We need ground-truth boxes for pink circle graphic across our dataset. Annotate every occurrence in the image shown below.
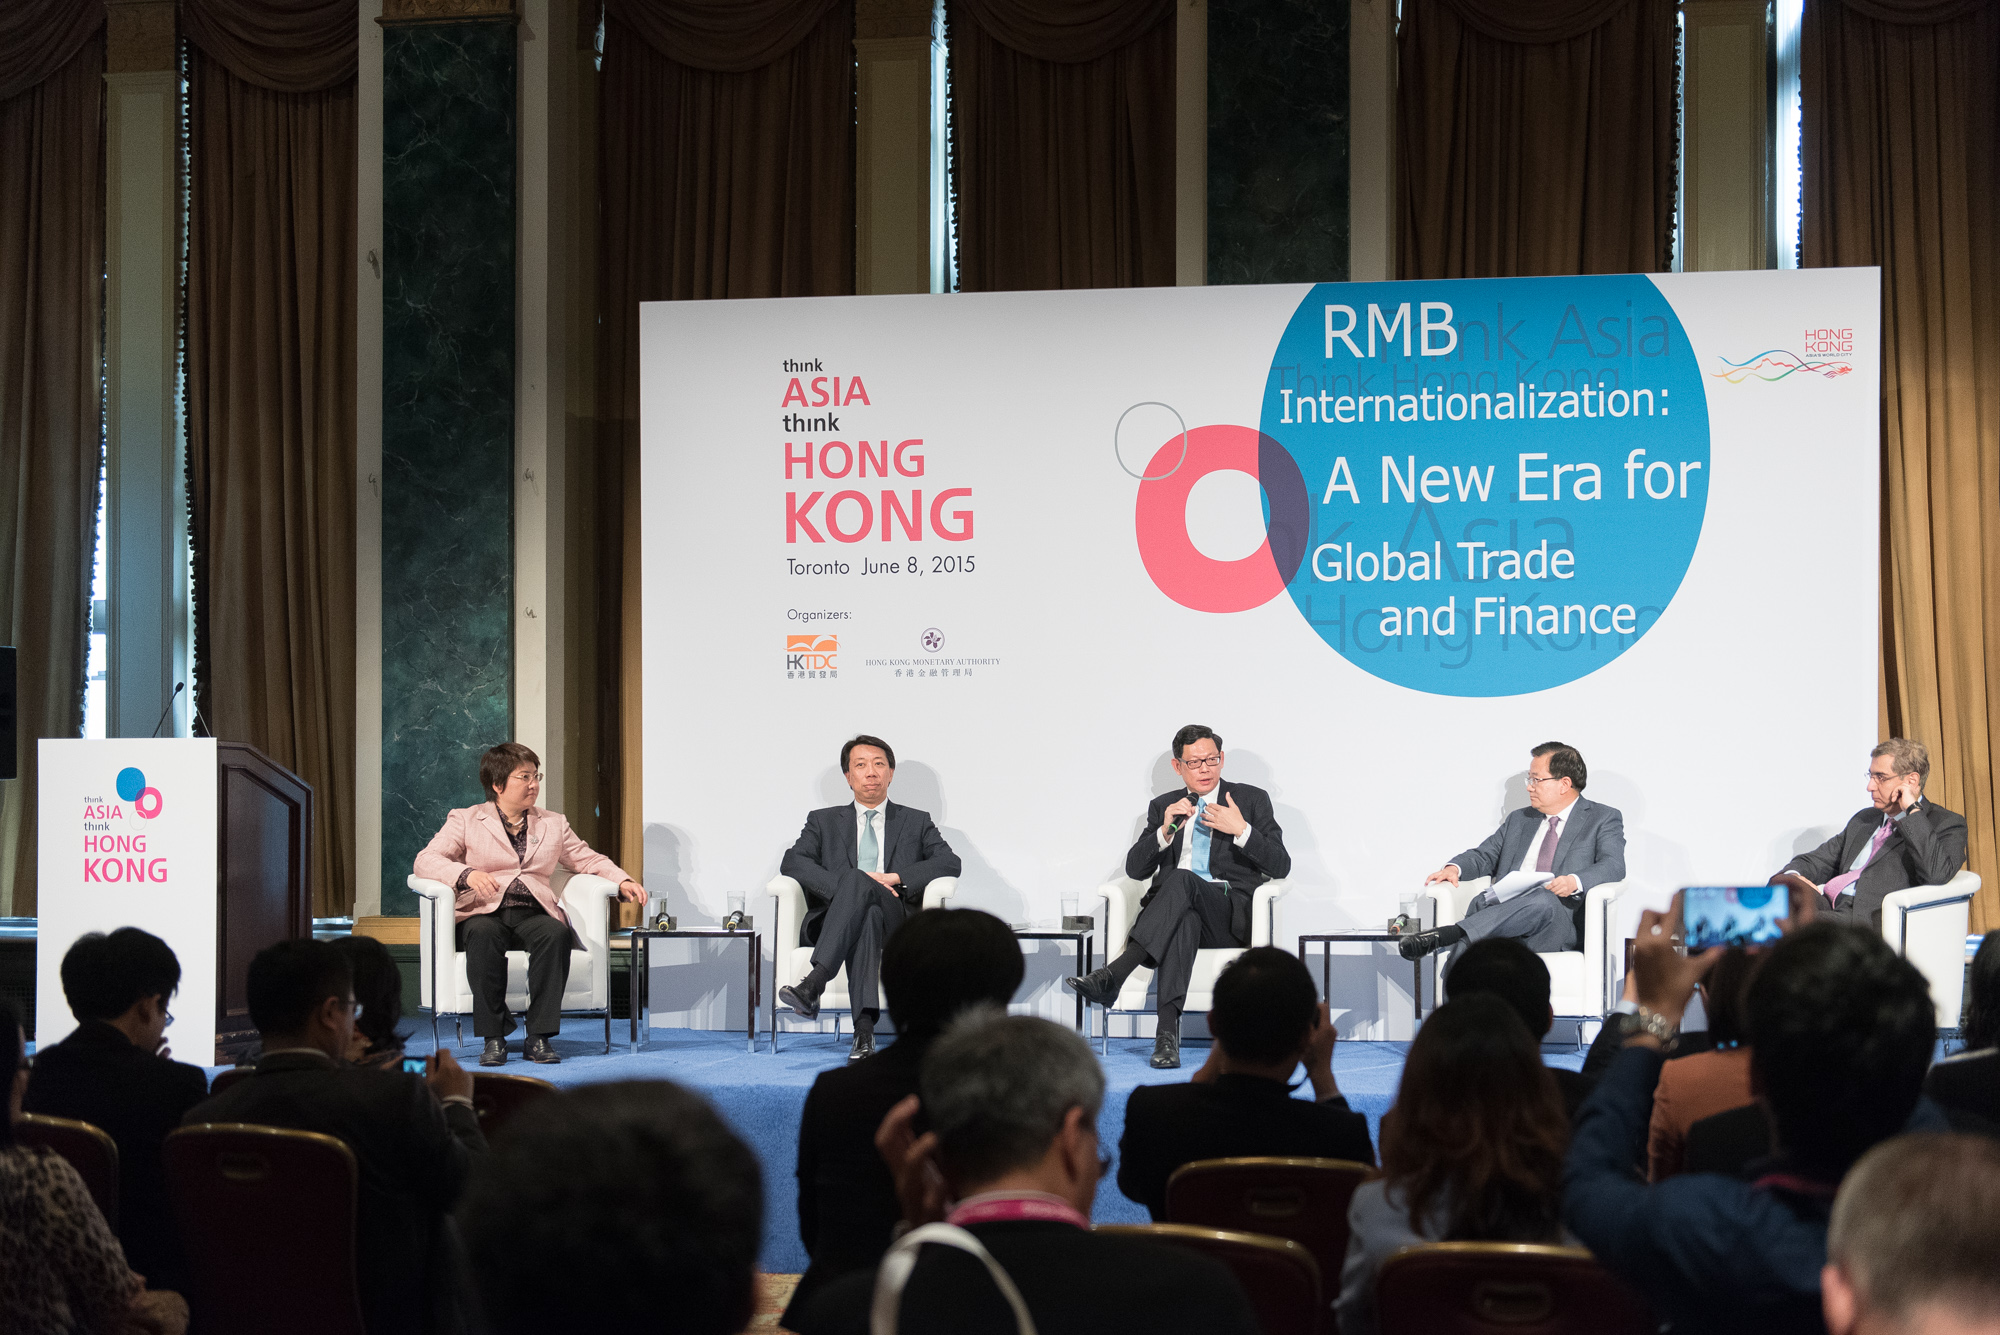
[1132,424,1309,613]
[135,787,164,819]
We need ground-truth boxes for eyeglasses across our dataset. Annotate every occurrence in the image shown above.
[512,772,544,784]
[1525,774,1562,787]
[1177,755,1223,770]
[1865,770,1913,785]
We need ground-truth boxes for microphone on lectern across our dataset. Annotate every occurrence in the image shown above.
[149,682,185,738]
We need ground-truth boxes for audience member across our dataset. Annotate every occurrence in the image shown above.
[796,1009,1258,1335]
[1444,937,1594,1118]
[1647,947,1762,1179]
[457,1081,763,1335]
[1,998,189,1335]
[1566,915,1938,1335]
[1926,930,2000,1126]
[1822,1133,2000,1335]
[785,908,1025,1325]
[1119,946,1374,1219]
[1336,994,1572,1335]
[185,939,483,1335]
[333,934,411,1070]
[23,928,208,1295]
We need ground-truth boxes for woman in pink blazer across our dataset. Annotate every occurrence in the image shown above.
[414,742,645,1066]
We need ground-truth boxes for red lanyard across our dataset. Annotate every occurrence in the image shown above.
[948,1194,1090,1231]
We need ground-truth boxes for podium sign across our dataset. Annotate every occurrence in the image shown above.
[38,739,221,1063]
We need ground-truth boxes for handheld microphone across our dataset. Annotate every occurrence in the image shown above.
[149,682,186,738]
[1164,791,1198,837]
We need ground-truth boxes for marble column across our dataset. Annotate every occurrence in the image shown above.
[1207,0,1350,285]
[378,0,516,915]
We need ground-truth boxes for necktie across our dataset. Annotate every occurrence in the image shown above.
[860,809,879,873]
[1535,815,1562,874]
[1189,798,1213,880]
[1822,818,1895,904]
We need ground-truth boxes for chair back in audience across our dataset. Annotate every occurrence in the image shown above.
[165,1124,366,1335]
[1375,1242,1653,1335]
[1097,1223,1321,1335]
[209,1065,253,1096]
[15,1112,120,1228]
[1166,1155,1371,1330]
[470,1071,556,1140]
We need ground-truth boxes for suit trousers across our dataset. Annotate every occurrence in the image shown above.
[458,904,572,1038]
[811,869,916,1013]
[1442,885,1578,975]
[1126,869,1244,1032]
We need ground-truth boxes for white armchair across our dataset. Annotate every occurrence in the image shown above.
[1429,878,1624,1022]
[1093,876,1290,1052]
[408,874,615,1053]
[1881,869,1982,1030]
[767,874,957,1050]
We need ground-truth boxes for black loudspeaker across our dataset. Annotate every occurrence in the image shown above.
[0,646,15,780]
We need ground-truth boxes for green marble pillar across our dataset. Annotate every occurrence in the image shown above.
[1208,0,1350,284]
[380,15,516,915]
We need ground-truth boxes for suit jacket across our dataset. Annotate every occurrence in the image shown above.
[1925,1048,2000,1127]
[780,800,961,947]
[413,803,630,927]
[1125,781,1291,944]
[1118,1073,1376,1219]
[1780,799,1967,928]
[185,1050,486,1335]
[1450,797,1626,945]
[782,1037,929,1327]
[22,1020,209,1292]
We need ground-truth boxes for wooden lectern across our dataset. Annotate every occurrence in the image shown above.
[214,743,314,1057]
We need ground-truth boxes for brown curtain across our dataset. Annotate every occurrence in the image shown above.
[184,0,357,916]
[597,0,856,870]
[1803,0,2000,931]
[1397,0,1676,278]
[946,0,1175,291]
[0,5,105,916]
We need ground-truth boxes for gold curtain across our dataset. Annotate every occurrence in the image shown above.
[0,9,105,916]
[945,0,1176,291]
[597,0,856,870]
[184,3,357,916]
[1802,0,2000,931]
[1397,0,1676,278]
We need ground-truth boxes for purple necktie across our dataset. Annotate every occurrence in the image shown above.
[1535,815,1561,873]
[1822,819,1895,904]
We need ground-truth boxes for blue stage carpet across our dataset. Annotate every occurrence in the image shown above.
[388,1019,1587,1274]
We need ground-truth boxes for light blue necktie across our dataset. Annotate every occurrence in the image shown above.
[1189,797,1213,879]
[860,808,879,873]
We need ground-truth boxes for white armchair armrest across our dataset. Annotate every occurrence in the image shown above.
[1249,879,1291,947]
[1882,869,1981,1029]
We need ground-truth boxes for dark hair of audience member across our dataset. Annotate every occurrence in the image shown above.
[1960,930,2000,1052]
[1172,723,1222,758]
[1,997,21,1149]
[1829,1133,2000,1326]
[1209,947,1319,1063]
[840,734,896,771]
[1700,947,1764,1048]
[60,927,181,1022]
[246,938,353,1036]
[1747,922,1933,1176]
[331,935,406,1053]
[1444,938,1553,1039]
[458,1081,762,1335]
[1379,993,1567,1242]
[882,908,1024,1043]
[922,1008,1105,1192]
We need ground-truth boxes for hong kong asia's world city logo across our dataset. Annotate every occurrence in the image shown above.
[1129,274,1711,697]
[117,767,165,819]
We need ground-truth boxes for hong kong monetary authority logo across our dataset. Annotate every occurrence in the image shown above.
[787,634,838,679]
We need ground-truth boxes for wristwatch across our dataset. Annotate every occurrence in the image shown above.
[1632,1006,1680,1043]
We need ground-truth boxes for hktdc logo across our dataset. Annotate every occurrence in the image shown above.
[116,767,164,819]
[786,633,838,679]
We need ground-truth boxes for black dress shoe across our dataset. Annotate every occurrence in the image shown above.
[1398,929,1445,960]
[847,1029,876,1062]
[1150,1031,1181,1069]
[480,1038,506,1067]
[780,980,823,1020]
[524,1036,561,1064]
[1064,967,1120,1008]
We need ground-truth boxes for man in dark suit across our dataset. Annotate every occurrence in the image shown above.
[1771,738,1966,929]
[1119,947,1374,1219]
[779,734,962,1061]
[186,939,484,1335]
[782,907,1024,1329]
[1399,741,1624,967]
[1067,724,1291,1069]
[791,1010,1259,1335]
[24,927,209,1294]
[1442,937,1595,1120]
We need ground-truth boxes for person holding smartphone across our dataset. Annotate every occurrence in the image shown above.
[1769,737,1966,930]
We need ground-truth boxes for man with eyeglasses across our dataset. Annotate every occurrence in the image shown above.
[1397,741,1625,968]
[1769,738,1965,929]
[1066,724,1291,1069]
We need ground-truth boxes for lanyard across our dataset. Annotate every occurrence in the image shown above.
[947,1194,1091,1231]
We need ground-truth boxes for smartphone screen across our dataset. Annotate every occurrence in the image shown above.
[1682,885,1786,950]
[401,1056,429,1076]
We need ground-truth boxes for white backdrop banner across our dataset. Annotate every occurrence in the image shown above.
[37,739,220,1061]
[641,269,1880,1037]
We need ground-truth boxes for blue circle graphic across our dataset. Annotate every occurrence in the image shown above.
[1264,275,1710,696]
[116,767,146,802]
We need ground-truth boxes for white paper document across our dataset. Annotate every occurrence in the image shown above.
[1488,870,1554,904]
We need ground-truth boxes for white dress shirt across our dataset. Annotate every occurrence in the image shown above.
[1158,787,1253,870]
[855,797,889,874]
[1516,794,1580,875]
